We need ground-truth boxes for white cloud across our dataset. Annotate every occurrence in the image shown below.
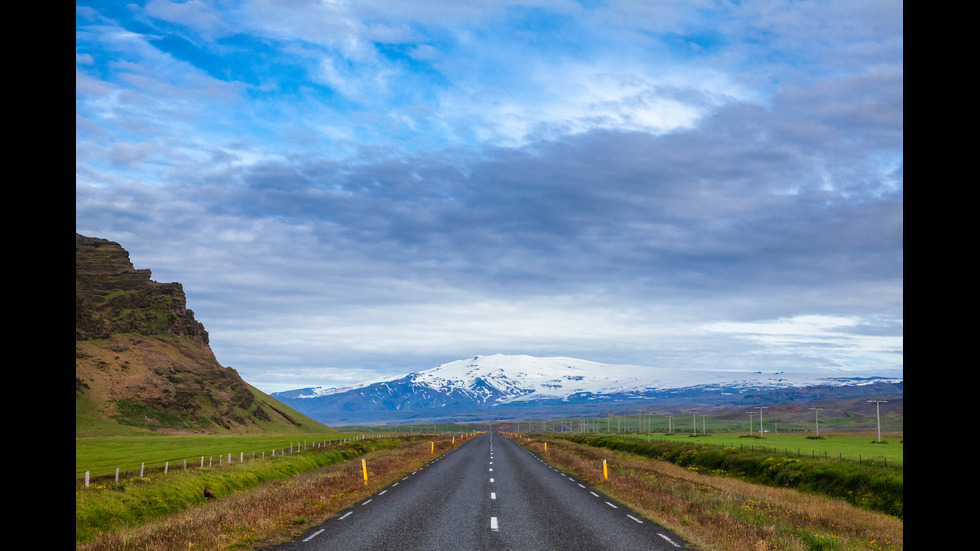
[77,1,902,392]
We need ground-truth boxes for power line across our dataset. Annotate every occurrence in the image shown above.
[809,407,824,437]
[867,399,888,442]
[754,406,769,437]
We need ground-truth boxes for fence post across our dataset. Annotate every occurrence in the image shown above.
[165,461,169,475]
[141,462,145,477]
[115,467,120,483]
[85,471,90,488]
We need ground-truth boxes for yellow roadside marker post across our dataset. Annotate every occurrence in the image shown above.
[603,459,608,480]
[362,459,368,485]
[431,441,434,454]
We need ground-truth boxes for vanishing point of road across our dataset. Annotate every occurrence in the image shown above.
[264,431,689,550]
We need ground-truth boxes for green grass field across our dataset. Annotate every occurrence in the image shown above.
[578,431,904,465]
[76,432,350,478]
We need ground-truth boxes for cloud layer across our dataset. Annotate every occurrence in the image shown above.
[76,1,903,392]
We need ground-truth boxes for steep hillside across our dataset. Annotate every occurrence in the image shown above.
[75,233,331,436]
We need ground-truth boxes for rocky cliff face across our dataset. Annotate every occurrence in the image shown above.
[75,234,209,343]
[75,233,324,435]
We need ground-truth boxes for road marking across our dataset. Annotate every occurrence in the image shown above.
[605,502,618,509]
[303,529,325,542]
[490,478,494,482]
[378,490,387,495]
[590,492,599,497]
[338,511,353,520]
[362,499,372,505]
[491,492,496,499]
[658,533,683,547]
[490,517,499,531]
[627,514,643,524]
[578,484,586,488]
[392,482,399,487]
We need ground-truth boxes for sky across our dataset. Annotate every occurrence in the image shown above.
[76,0,903,394]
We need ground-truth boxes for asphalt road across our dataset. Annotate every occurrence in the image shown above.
[264,432,688,550]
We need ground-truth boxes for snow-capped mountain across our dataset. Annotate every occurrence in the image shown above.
[271,354,902,424]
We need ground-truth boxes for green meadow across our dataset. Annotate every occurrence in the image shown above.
[76,432,350,479]
[582,431,903,465]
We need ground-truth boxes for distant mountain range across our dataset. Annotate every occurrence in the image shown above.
[271,354,903,425]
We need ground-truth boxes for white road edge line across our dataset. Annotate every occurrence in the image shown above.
[627,514,643,524]
[303,529,325,542]
[490,517,499,531]
[658,533,683,547]
[605,502,618,508]
[338,511,353,520]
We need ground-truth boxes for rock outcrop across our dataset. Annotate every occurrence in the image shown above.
[75,233,328,435]
[75,234,208,342]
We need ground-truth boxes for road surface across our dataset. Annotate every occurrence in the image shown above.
[264,432,688,550]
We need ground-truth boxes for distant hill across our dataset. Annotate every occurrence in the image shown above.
[272,354,903,426]
[75,233,332,436]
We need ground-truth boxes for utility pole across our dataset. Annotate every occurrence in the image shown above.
[666,414,673,434]
[867,399,888,442]
[689,410,699,435]
[809,407,824,437]
[755,406,769,437]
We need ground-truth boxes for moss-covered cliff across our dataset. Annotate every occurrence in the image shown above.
[75,233,330,436]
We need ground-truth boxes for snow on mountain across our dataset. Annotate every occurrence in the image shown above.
[270,354,903,424]
[281,354,899,405]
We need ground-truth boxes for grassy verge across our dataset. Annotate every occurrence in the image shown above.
[76,434,469,550]
[511,434,902,550]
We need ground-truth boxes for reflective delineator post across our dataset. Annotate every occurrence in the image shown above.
[362,459,368,485]
[544,443,547,452]
[431,442,434,454]
[603,459,608,480]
